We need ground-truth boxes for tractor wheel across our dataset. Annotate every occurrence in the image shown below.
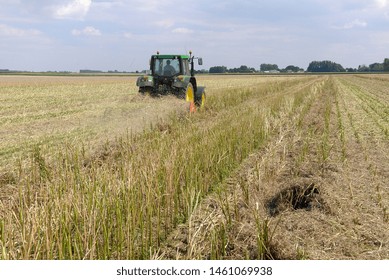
[195,90,206,108]
[185,83,196,113]
[139,86,152,96]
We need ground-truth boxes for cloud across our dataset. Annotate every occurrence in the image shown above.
[72,26,101,36]
[123,32,133,39]
[376,0,389,8]
[172,27,194,34]
[0,23,42,36]
[134,0,170,12]
[332,19,367,29]
[344,19,368,28]
[52,0,92,20]
[154,19,175,28]
[1,0,389,71]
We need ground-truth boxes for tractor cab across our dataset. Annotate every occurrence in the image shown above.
[151,55,190,77]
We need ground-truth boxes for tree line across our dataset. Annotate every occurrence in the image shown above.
[207,58,389,73]
[208,64,303,73]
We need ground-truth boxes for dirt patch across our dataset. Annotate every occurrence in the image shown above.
[0,172,16,186]
[267,183,327,216]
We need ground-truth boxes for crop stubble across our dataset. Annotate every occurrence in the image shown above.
[0,74,388,260]
[158,75,389,260]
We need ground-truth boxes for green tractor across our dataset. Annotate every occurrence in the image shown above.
[136,51,205,112]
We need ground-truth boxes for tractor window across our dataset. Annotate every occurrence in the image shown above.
[154,58,180,76]
[183,59,190,75]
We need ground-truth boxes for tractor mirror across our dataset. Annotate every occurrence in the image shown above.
[198,58,203,65]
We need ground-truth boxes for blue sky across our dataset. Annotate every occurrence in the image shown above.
[1,0,389,71]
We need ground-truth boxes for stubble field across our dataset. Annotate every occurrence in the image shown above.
[0,74,388,259]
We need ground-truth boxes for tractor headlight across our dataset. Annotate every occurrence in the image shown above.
[174,76,184,83]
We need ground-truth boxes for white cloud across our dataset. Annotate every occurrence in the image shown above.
[344,19,368,28]
[155,19,175,28]
[123,32,133,39]
[53,0,92,20]
[72,26,101,36]
[376,0,389,8]
[332,19,367,29]
[134,0,169,12]
[172,27,194,34]
[2,0,389,71]
[0,23,41,36]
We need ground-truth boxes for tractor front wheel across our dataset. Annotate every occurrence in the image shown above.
[139,86,152,96]
[184,83,196,112]
[195,89,206,108]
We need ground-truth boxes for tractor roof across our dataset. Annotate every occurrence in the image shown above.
[152,54,190,59]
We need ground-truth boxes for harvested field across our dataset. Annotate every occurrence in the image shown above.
[0,74,388,259]
[0,76,187,167]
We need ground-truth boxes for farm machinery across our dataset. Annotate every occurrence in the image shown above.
[136,51,205,112]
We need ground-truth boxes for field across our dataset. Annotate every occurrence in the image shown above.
[0,74,388,259]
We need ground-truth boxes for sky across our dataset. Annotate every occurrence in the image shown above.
[1,0,389,72]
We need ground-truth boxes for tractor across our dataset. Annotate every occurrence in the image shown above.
[136,51,205,112]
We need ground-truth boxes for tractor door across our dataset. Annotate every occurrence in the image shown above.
[182,59,190,76]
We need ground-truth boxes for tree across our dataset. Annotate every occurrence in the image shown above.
[209,66,227,73]
[228,65,256,73]
[260,64,279,72]
[283,65,304,72]
[369,63,384,72]
[358,65,370,72]
[384,58,389,72]
[307,61,345,72]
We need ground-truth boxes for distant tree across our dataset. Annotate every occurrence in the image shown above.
[283,65,304,72]
[346,68,357,72]
[369,63,384,72]
[307,61,345,72]
[194,69,208,74]
[260,64,279,72]
[358,65,370,72]
[209,66,227,73]
[384,58,389,72]
[228,65,256,73]
[80,69,103,73]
